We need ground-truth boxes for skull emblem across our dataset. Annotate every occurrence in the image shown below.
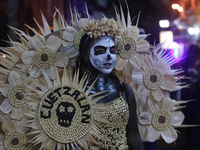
[56,102,76,127]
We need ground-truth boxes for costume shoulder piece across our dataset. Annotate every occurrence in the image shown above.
[0,3,189,150]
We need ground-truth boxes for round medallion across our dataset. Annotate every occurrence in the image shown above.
[152,109,171,131]
[38,85,93,143]
[7,85,30,108]
[117,37,136,59]
[143,68,163,90]
[73,30,87,50]
[4,131,26,150]
[33,46,56,69]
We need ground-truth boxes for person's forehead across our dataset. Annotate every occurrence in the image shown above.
[92,37,115,47]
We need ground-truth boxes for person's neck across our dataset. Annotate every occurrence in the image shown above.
[87,65,110,86]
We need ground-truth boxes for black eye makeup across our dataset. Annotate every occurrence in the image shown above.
[110,46,116,54]
[94,46,116,55]
[94,46,107,55]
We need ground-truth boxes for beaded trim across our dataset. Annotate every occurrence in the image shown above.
[73,30,87,49]
[143,68,163,90]
[4,131,26,150]
[38,85,93,143]
[7,84,30,108]
[33,46,56,69]
[152,109,171,131]
[88,95,129,149]
[117,37,136,59]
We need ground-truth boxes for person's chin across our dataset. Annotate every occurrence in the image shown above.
[100,68,113,74]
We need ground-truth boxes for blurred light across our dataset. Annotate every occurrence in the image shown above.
[172,4,180,9]
[167,41,179,49]
[165,42,184,63]
[188,27,199,35]
[174,47,179,59]
[1,55,6,58]
[159,31,173,49]
[178,7,183,12]
[159,20,170,28]
[169,42,184,61]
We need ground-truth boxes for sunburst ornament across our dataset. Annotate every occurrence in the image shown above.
[0,71,33,120]
[4,131,26,150]
[143,68,163,90]
[152,109,171,131]
[38,84,93,144]
[117,37,136,59]
[138,98,185,143]
[132,53,182,102]
[33,46,56,69]
[114,4,150,71]
[7,84,30,108]
[0,118,29,150]
[25,68,109,149]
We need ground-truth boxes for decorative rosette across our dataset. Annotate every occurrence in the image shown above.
[114,5,150,72]
[138,98,185,143]
[20,31,68,78]
[132,47,187,102]
[24,68,110,149]
[0,71,34,120]
[0,118,29,150]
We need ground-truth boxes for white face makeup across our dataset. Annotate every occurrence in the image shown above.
[89,37,116,74]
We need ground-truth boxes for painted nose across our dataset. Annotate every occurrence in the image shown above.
[106,54,111,60]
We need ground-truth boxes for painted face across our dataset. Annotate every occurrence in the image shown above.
[89,37,116,74]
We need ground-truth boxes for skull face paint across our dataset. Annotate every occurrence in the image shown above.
[89,37,116,74]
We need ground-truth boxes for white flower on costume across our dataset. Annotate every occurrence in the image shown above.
[0,71,32,120]
[132,54,177,102]
[114,5,150,71]
[115,26,150,71]
[21,33,68,78]
[0,119,29,150]
[138,98,185,143]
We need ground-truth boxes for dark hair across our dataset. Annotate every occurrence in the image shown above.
[78,33,115,74]
[76,34,125,92]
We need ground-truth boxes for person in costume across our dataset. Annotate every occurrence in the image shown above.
[0,2,189,150]
[76,31,144,150]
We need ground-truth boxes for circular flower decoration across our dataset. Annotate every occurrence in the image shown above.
[132,54,176,102]
[138,98,185,143]
[0,71,33,120]
[21,34,68,78]
[24,68,110,149]
[33,46,56,69]
[115,26,150,71]
[152,109,171,131]
[143,68,163,90]
[0,119,29,150]
[7,84,30,108]
[117,37,136,59]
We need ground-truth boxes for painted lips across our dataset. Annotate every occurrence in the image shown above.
[103,63,114,69]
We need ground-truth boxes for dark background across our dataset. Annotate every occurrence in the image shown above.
[0,0,188,46]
